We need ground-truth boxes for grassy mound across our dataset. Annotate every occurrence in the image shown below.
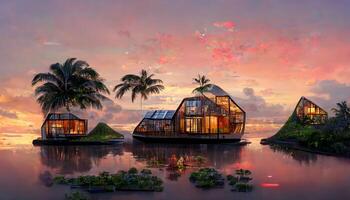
[270,113,319,141]
[78,123,124,142]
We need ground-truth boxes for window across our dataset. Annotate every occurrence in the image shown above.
[152,110,167,119]
[185,100,202,115]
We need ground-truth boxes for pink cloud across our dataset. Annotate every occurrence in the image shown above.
[212,47,235,62]
[213,21,235,32]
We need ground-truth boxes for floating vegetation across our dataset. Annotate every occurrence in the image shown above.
[65,191,88,200]
[227,169,253,192]
[54,168,163,192]
[193,156,207,167]
[146,158,166,168]
[189,168,224,189]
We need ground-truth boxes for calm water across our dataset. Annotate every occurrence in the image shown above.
[2,133,350,200]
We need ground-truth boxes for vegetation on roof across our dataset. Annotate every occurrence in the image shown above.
[267,101,350,156]
[77,122,124,142]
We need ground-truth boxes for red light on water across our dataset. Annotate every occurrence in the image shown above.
[261,183,280,188]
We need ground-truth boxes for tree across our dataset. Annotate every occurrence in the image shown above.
[332,101,350,120]
[192,74,212,95]
[113,69,164,113]
[331,101,350,129]
[32,58,110,114]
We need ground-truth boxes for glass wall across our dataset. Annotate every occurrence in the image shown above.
[185,100,202,115]
[44,119,87,137]
[134,95,246,137]
[135,119,174,135]
[295,97,328,124]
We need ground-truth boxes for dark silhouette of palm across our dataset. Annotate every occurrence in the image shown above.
[113,69,164,112]
[332,101,350,121]
[192,74,212,95]
[32,58,110,114]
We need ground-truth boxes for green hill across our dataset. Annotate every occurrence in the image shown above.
[78,122,124,142]
[269,112,319,142]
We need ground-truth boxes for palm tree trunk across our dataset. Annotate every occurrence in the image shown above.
[140,97,143,118]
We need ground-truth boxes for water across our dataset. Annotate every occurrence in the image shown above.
[1,134,350,200]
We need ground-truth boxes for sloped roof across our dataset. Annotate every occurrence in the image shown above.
[296,96,327,114]
[46,113,82,120]
[203,84,230,97]
[143,110,176,120]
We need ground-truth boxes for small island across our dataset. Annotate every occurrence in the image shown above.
[33,121,124,145]
[262,97,350,157]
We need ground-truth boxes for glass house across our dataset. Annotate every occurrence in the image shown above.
[294,96,328,125]
[41,113,88,139]
[133,85,246,142]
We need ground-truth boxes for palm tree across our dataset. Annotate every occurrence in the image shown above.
[113,69,164,114]
[332,101,350,122]
[32,58,110,114]
[192,74,212,95]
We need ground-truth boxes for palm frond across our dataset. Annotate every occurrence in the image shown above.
[32,58,109,113]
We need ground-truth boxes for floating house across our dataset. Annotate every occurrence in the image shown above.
[41,113,88,140]
[294,96,328,125]
[133,85,246,143]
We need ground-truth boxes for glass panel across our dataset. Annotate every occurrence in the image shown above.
[216,96,229,111]
[203,116,210,133]
[185,100,202,115]
[218,116,229,133]
[210,116,218,133]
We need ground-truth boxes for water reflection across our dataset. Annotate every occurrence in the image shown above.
[124,141,243,169]
[123,141,243,181]
[269,145,318,165]
[40,145,123,174]
[38,170,54,187]
[2,138,350,199]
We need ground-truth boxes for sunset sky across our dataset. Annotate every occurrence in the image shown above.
[1,0,350,140]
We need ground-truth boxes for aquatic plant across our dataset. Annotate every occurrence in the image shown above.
[54,168,163,192]
[234,182,253,192]
[65,191,88,200]
[128,167,138,174]
[189,168,224,189]
[227,168,253,192]
[193,156,207,166]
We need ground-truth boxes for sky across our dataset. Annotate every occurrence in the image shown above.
[1,0,350,138]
